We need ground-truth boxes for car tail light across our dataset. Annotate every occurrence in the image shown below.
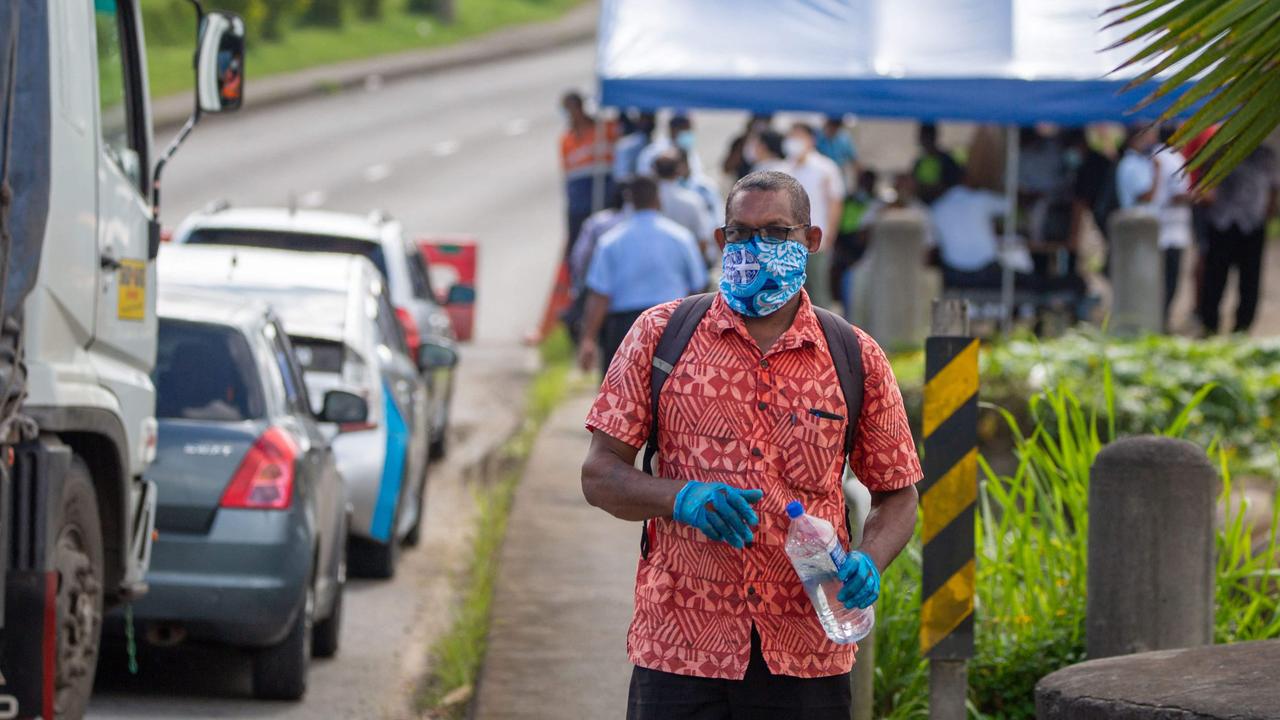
[220,427,299,510]
[394,306,422,358]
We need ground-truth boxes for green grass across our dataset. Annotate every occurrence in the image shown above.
[417,327,577,719]
[873,374,1280,720]
[144,0,586,99]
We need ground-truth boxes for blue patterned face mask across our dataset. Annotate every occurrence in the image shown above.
[718,236,808,317]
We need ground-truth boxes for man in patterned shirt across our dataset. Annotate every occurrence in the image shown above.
[582,171,922,719]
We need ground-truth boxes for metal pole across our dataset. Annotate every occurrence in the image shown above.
[591,114,606,215]
[1000,126,1018,333]
[923,299,975,720]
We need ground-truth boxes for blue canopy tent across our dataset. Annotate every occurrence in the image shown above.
[595,0,1177,324]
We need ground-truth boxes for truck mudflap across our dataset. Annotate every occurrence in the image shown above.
[123,479,157,596]
[1,441,70,720]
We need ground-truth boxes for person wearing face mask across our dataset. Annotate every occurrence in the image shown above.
[577,177,709,375]
[560,91,620,254]
[652,150,717,261]
[637,113,705,180]
[581,170,921,719]
[782,123,846,308]
[722,113,774,181]
[1064,127,1117,254]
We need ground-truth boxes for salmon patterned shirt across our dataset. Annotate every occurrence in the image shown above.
[585,290,922,680]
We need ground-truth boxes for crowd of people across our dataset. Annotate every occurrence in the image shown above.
[559,90,1280,357]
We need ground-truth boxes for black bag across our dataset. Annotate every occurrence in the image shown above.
[639,293,865,558]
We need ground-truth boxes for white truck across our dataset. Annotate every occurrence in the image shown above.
[0,1,243,717]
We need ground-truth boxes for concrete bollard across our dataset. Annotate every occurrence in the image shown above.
[1087,437,1216,660]
[1106,210,1163,335]
[864,208,928,350]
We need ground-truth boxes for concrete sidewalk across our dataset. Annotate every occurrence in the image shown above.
[472,390,634,719]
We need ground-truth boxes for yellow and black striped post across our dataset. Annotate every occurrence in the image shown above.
[921,300,976,718]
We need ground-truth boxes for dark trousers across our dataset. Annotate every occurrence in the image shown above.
[600,309,645,375]
[626,630,852,720]
[1199,223,1266,334]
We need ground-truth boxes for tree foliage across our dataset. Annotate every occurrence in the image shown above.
[1107,0,1280,188]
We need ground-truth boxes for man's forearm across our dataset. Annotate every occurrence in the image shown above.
[582,449,683,521]
[581,291,610,343]
[857,484,919,572]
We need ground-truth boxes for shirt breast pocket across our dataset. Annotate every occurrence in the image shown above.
[785,404,847,493]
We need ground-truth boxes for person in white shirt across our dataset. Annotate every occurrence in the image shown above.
[653,150,716,262]
[612,111,655,185]
[931,177,1087,298]
[1152,129,1193,320]
[782,123,845,306]
[1115,125,1160,211]
[636,114,704,180]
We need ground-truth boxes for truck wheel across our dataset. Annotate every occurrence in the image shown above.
[252,585,313,700]
[348,536,397,580]
[53,458,104,720]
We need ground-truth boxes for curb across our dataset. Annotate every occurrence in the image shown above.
[153,1,598,130]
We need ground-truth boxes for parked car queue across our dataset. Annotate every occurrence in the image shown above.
[106,207,460,701]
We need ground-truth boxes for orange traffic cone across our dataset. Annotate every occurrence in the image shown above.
[532,260,573,344]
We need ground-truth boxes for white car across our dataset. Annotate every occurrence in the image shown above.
[172,206,457,458]
[158,245,451,578]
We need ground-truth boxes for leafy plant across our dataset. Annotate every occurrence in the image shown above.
[1106,0,1280,188]
[872,365,1280,718]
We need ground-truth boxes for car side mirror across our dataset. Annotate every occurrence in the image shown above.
[418,338,459,370]
[196,12,245,114]
[319,390,369,428]
[445,284,475,306]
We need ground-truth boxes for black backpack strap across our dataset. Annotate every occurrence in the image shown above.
[639,292,715,559]
[812,307,864,459]
[813,307,865,545]
[642,293,715,475]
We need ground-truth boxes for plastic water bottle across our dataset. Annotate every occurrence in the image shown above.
[784,500,875,644]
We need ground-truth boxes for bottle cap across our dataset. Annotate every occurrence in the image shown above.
[785,500,804,519]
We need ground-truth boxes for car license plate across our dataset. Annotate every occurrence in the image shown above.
[117,259,147,321]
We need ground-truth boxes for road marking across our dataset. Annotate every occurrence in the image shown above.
[503,118,530,136]
[432,140,460,157]
[301,190,326,207]
[364,163,393,183]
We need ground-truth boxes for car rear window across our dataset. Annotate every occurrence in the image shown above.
[290,337,344,373]
[185,228,388,277]
[155,319,265,421]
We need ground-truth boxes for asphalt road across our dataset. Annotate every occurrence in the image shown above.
[88,39,603,720]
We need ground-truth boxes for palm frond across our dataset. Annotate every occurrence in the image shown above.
[1109,0,1280,189]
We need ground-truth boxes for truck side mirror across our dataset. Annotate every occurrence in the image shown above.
[196,12,245,114]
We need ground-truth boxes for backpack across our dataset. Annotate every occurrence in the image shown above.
[639,293,865,559]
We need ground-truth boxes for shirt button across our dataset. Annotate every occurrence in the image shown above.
[751,448,763,458]
[759,359,769,369]
[747,586,757,596]
[757,401,767,411]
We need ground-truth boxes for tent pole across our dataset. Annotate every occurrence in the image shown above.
[591,114,606,215]
[1000,125,1018,333]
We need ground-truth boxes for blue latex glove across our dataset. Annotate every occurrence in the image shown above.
[837,551,881,609]
[672,481,763,549]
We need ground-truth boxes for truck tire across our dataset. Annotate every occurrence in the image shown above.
[251,585,313,701]
[53,457,105,720]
